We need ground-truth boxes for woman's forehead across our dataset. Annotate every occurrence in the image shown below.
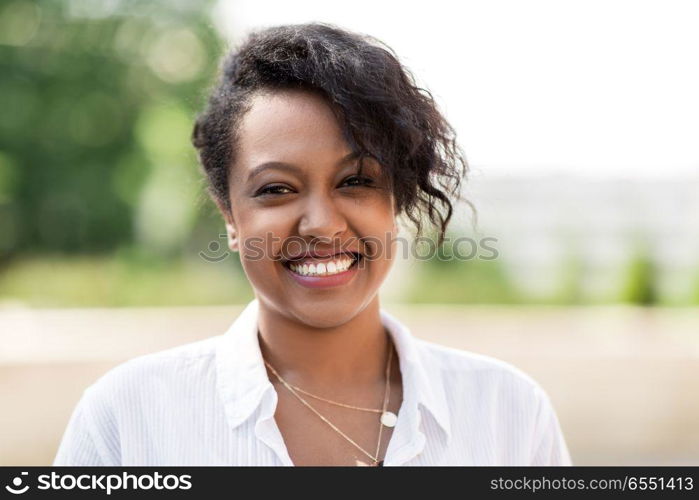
[236,89,351,168]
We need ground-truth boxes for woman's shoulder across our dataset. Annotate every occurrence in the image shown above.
[414,339,572,465]
[54,336,224,465]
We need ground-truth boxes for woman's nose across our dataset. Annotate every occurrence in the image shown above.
[297,194,348,242]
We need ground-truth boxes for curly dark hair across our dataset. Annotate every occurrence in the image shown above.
[191,22,469,245]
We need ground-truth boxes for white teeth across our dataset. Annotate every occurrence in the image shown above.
[287,255,358,277]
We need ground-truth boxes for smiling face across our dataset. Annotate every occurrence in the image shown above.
[221,88,398,328]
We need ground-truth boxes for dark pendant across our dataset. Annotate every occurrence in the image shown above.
[376,460,384,467]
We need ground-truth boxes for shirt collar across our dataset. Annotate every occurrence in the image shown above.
[215,298,451,443]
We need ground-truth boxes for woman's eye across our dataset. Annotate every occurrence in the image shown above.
[341,175,375,187]
[255,184,293,196]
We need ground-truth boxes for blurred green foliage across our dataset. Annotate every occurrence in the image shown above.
[0,0,223,258]
[619,244,658,306]
[0,252,253,307]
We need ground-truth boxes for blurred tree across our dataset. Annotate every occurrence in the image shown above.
[619,244,658,306]
[0,0,223,260]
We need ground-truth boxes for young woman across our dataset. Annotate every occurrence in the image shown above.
[54,23,572,466]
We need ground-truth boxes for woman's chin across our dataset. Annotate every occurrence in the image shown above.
[279,293,380,329]
[287,303,362,329]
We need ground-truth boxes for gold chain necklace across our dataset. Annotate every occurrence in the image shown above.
[269,363,399,426]
[263,339,396,466]
[279,383,385,414]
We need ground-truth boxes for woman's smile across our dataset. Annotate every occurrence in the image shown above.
[281,251,364,288]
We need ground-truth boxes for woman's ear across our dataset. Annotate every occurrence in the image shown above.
[216,200,239,253]
[223,219,238,253]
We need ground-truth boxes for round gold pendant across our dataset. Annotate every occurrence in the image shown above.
[380,411,397,427]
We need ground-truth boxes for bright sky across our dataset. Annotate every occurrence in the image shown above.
[213,0,699,179]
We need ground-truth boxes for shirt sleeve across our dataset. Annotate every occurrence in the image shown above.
[53,386,120,466]
[529,385,573,465]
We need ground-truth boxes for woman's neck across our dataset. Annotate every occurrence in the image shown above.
[256,296,392,391]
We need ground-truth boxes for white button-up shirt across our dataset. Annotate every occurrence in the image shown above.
[54,299,573,466]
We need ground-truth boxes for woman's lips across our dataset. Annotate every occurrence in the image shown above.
[282,255,362,289]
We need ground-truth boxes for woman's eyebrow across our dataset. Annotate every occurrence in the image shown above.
[246,162,301,182]
[246,151,362,182]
